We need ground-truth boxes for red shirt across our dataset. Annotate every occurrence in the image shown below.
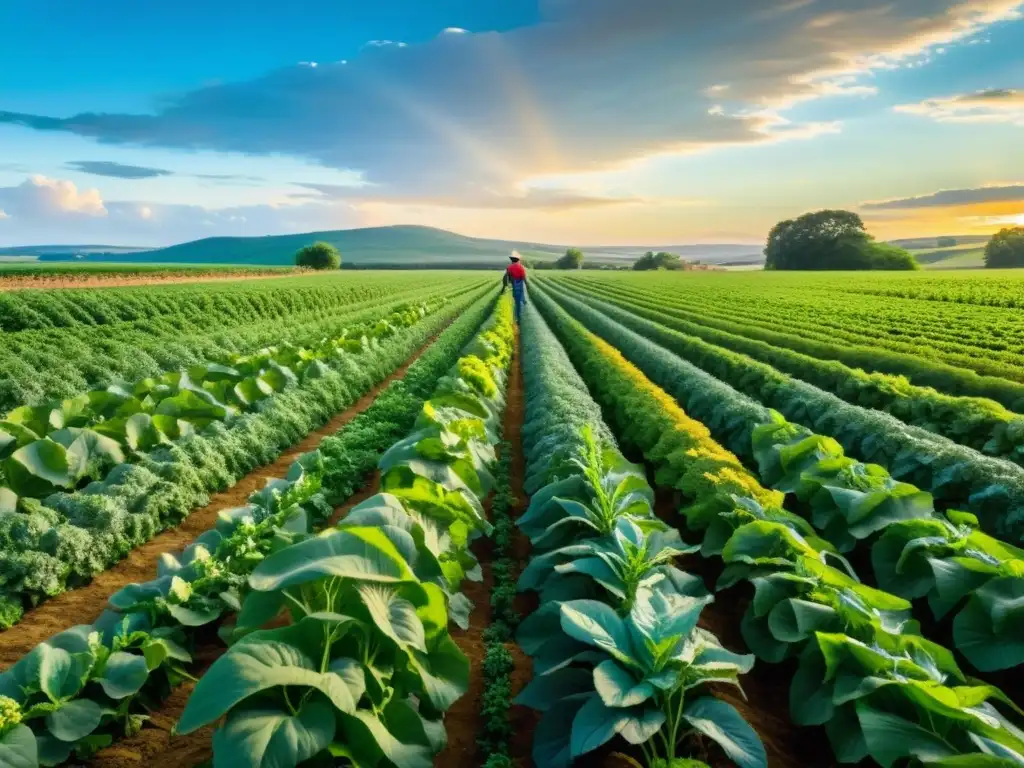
[506,262,526,281]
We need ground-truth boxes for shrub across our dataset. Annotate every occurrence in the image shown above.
[295,241,342,270]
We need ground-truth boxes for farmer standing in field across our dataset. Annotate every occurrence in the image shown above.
[501,252,528,323]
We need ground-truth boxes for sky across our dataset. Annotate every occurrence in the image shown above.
[0,0,1022,247]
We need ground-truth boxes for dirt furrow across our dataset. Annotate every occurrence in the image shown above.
[0,332,446,670]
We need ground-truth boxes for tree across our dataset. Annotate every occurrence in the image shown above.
[296,241,341,270]
[555,247,584,270]
[985,227,1024,268]
[764,209,917,271]
[936,236,958,248]
[633,251,685,271]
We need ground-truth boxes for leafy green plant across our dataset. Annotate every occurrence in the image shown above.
[517,589,765,768]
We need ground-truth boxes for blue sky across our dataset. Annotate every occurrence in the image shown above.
[0,0,1022,246]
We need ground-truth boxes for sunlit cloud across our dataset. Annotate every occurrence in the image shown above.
[862,183,1024,209]
[895,88,1024,125]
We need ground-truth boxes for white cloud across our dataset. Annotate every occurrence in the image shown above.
[0,176,107,221]
[0,0,1020,213]
[441,27,468,35]
[895,88,1024,125]
[0,175,361,246]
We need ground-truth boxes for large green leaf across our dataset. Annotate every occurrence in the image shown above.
[96,651,149,699]
[45,698,103,743]
[0,724,38,768]
[559,601,632,664]
[953,577,1024,672]
[249,527,417,592]
[569,694,626,758]
[36,646,86,702]
[212,696,334,768]
[178,640,361,734]
[357,584,426,653]
[593,660,653,708]
[514,668,594,712]
[3,440,78,496]
[335,709,433,768]
[682,697,767,768]
[154,389,230,426]
[856,704,957,767]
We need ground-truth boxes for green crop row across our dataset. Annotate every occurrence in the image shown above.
[555,275,1024,408]
[176,293,517,766]
[0,276,483,411]
[514,300,768,768]
[0,289,503,767]
[594,275,1024,373]
[533,288,1024,767]
[0,288,487,628]
[535,284,1024,670]
[541,282,1024,545]
[0,272,433,333]
[556,278,1024,464]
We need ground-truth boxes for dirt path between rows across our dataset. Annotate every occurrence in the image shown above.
[0,270,299,292]
[437,329,536,768]
[0,331,446,671]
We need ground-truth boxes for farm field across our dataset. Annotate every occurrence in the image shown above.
[1,268,1023,768]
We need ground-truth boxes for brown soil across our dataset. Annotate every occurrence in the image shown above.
[0,331,445,671]
[438,327,538,768]
[0,270,300,292]
[503,337,540,768]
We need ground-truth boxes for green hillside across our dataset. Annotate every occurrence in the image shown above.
[19,226,762,269]
[102,226,572,268]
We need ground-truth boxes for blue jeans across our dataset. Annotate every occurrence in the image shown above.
[512,286,525,323]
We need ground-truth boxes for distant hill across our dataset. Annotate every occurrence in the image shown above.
[13,226,762,269]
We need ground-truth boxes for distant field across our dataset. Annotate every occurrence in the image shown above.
[0,260,301,289]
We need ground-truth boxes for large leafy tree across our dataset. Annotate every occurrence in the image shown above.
[555,247,584,270]
[764,210,917,271]
[295,241,342,270]
[984,226,1024,268]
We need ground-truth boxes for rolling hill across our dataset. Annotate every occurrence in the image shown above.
[16,226,763,269]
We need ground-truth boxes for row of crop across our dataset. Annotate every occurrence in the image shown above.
[558,277,1024,462]
[0,298,446,502]
[0,277,479,413]
[0,291,505,767]
[542,281,1024,545]
[555,275,1024,409]
[0,272,434,333]
[533,288,1024,766]
[575,274,1024,363]
[0,288,487,628]
[175,293,516,766]
[575,276,1024,381]
[538,284,1024,671]
[513,300,768,768]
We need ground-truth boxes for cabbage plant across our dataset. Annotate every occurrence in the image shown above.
[177,526,468,768]
[516,588,765,768]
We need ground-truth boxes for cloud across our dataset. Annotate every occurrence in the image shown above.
[0,175,359,245]
[862,184,1024,209]
[0,0,1019,208]
[895,88,1024,125]
[292,181,647,211]
[0,176,107,220]
[66,160,174,179]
